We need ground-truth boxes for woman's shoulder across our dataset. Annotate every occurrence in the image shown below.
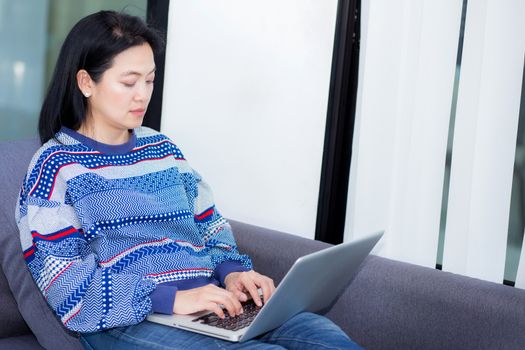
[20,134,82,195]
[134,127,183,151]
[134,127,190,167]
[134,126,173,143]
[26,133,78,171]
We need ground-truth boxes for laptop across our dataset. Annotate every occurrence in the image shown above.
[147,231,383,342]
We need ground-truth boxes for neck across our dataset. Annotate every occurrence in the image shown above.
[77,122,130,145]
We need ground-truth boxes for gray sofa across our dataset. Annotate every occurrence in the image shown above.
[1,138,525,350]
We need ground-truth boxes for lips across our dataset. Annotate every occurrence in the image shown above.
[130,108,146,116]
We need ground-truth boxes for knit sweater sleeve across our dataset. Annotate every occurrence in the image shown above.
[16,170,156,333]
[185,169,253,273]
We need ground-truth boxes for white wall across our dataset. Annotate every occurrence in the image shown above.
[161,0,338,238]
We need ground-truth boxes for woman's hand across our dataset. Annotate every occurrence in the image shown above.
[223,270,276,307]
[172,284,243,319]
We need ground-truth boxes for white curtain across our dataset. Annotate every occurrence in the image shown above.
[442,0,525,283]
[346,0,525,284]
[345,0,462,268]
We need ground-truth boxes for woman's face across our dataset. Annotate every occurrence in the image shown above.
[85,43,156,133]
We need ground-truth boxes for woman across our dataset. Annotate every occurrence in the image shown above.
[16,11,362,349]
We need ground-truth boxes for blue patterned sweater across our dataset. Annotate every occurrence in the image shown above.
[15,126,252,332]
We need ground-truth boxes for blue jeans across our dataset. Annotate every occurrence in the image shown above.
[80,312,362,349]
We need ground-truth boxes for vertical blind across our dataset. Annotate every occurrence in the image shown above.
[345,0,462,267]
[442,0,525,283]
[346,0,525,286]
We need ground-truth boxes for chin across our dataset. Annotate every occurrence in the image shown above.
[127,119,144,130]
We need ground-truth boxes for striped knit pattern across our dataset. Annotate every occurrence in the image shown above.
[16,127,252,332]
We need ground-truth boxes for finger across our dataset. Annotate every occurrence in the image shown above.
[238,292,248,302]
[204,285,242,317]
[269,278,276,297]
[207,302,225,319]
[216,289,243,317]
[260,279,272,304]
[229,290,244,315]
[264,276,275,302]
[263,277,276,302]
[225,280,244,295]
[252,274,272,304]
[230,288,248,302]
[221,299,239,317]
[241,275,262,307]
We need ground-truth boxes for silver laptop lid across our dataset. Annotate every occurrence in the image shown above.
[240,231,383,341]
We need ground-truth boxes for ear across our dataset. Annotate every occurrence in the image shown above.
[76,70,93,98]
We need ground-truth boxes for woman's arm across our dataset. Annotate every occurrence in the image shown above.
[184,168,253,272]
[17,190,155,332]
[184,169,276,305]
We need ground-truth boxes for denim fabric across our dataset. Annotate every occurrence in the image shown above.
[80,312,362,350]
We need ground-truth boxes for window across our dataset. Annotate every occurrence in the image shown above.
[0,0,147,142]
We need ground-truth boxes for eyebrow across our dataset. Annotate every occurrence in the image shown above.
[120,67,156,77]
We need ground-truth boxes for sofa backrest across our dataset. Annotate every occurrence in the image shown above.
[0,138,83,349]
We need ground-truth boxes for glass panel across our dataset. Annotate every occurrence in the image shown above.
[0,1,48,141]
[436,0,468,269]
[504,57,525,285]
[0,0,147,142]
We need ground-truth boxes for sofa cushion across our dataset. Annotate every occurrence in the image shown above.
[0,138,83,349]
[0,334,44,350]
[0,267,30,338]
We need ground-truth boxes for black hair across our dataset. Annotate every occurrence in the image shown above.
[38,10,164,144]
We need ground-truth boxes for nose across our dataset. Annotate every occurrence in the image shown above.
[134,81,152,102]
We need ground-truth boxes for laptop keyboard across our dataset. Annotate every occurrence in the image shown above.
[192,300,262,331]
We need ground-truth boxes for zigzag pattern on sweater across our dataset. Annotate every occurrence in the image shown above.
[180,172,198,212]
[26,136,184,201]
[98,237,210,269]
[99,237,172,267]
[83,210,194,241]
[56,270,94,318]
[72,191,194,232]
[66,167,185,204]
[133,133,172,149]
[96,268,112,330]
[30,237,85,259]
[37,256,77,292]
[109,242,211,273]
[195,208,232,243]
[22,143,92,199]
[31,226,83,243]
[145,267,214,284]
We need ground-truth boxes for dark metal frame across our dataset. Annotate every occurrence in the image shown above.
[315,0,361,244]
[143,0,170,131]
